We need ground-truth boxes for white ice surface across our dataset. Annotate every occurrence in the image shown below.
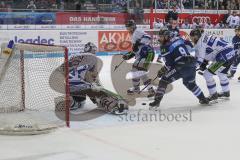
[0,56,240,160]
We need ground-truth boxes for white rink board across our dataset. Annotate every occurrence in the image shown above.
[0,29,236,56]
[0,30,99,53]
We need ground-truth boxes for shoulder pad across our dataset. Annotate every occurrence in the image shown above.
[169,39,184,53]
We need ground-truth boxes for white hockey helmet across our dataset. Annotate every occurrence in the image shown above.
[84,42,97,54]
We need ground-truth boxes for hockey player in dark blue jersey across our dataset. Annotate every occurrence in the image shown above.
[228,26,240,79]
[157,36,193,63]
[149,28,209,109]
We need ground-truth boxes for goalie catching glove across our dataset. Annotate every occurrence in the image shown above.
[2,40,14,56]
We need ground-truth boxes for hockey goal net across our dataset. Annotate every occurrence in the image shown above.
[0,43,70,135]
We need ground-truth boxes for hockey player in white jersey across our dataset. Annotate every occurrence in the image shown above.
[190,28,236,101]
[69,42,128,114]
[122,19,155,97]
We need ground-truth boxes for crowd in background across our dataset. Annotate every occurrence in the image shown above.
[155,0,240,10]
[1,0,240,12]
[153,9,240,29]
[0,0,240,29]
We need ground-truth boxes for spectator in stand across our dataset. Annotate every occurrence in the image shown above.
[203,19,214,29]
[156,0,166,9]
[192,18,203,29]
[182,0,193,9]
[168,20,180,37]
[227,0,238,10]
[194,0,204,9]
[0,1,7,12]
[51,3,58,11]
[181,19,192,29]
[226,10,240,28]
[223,10,232,25]
[153,18,164,29]
[215,21,226,28]
[165,6,178,24]
[133,1,144,24]
[36,0,50,10]
[75,0,83,10]
[27,0,37,12]
[59,1,65,11]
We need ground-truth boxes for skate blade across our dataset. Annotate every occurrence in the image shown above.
[200,103,212,106]
[218,97,230,101]
[209,99,218,104]
[149,106,160,111]
[147,97,154,100]
[113,109,128,115]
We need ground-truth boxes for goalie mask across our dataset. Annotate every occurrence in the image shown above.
[190,28,204,44]
[84,42,97,54]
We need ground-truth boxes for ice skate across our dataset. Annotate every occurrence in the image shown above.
[227,73,234,79]
[218,91,230,100]
[127,87,140,95]
[70,100,85,111]
[149,99,160,110]
[207,92,218,103]
[199,97,209,105]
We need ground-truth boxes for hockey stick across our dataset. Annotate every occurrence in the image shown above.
[114,59,124,72]
[126,70,149,80]
[138,75,158,94]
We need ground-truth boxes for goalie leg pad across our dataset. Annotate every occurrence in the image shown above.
[94,89,128,115]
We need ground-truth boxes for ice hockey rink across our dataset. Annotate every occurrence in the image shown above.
[0,55,240,160]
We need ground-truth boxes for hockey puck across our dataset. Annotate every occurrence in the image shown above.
[142,103,147,105]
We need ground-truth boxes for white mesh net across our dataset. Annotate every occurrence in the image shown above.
[0,43,69,135]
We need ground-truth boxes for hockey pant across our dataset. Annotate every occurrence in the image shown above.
[203,52,235,95]
[70,81,92,104]
[154,64,205,101]
[131,46,155,92]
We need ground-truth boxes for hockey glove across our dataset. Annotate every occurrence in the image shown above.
[122,51,135,60]
[132,40,142,52]
[197,59,209,75]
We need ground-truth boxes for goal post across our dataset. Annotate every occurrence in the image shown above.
[0,42,70,135]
